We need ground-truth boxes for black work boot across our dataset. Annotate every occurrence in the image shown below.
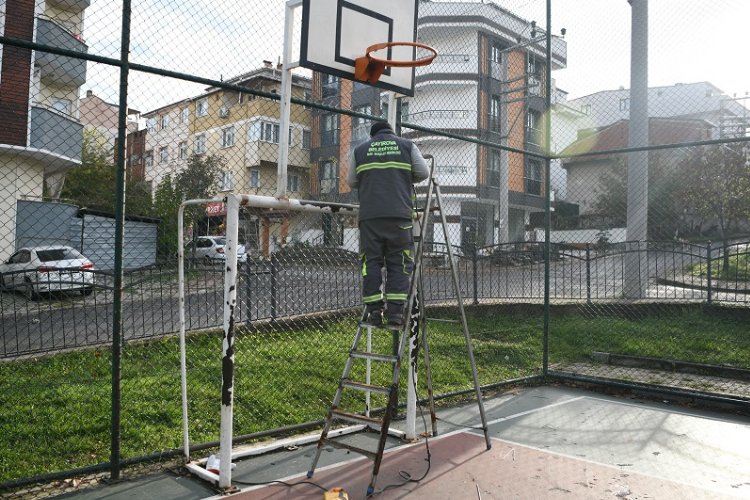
[386,303,405,330]
[362,307,383,327]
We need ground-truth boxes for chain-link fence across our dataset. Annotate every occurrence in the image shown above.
[1,0,749,491]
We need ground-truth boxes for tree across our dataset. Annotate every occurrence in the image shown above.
[175,154,224,201]
[591,151,683,240]
[679,142,750,272]
[152,154,225,261]
[60,129,153,216]
[152,174,181,260]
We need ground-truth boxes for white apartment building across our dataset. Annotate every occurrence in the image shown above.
[0,0,89,259]
[407,0,567,247]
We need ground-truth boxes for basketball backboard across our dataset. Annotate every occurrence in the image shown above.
[300,0,420,96]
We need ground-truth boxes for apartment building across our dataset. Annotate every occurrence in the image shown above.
[141,63,312,254]
[79,89,140,147]
[0,0,89,259]
[564,82,750,139]
[309,0,567,249]
[555,81,750,216]
[307,75,381,247]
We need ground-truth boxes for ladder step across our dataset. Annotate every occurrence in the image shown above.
[342,379,391,395]
[426,317,460,324]
[351,350,399,363]
[320,438,378,460]
[331,409,384,427]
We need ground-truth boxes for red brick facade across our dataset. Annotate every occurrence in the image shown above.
[0,0,35,146]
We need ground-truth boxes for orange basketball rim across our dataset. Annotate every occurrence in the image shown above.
[355,41,438,84]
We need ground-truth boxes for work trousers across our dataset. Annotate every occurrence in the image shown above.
[359,218,414,316]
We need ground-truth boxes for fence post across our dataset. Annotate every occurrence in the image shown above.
[706,241,712,305]
[270,253,278,319]
[245,262,252,322]
[585,243,592,304]
[472,244,479,305]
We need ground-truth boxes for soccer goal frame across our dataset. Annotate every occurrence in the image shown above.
[177,193,426,489]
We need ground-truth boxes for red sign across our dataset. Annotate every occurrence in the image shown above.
[206,202,226,216]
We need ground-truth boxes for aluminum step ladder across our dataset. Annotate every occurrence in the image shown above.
[307,156,491,496]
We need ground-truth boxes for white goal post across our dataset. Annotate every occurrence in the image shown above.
[177,192,422,489]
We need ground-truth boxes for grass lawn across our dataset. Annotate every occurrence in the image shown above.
[687,248,750,281]
[1,307,748,483]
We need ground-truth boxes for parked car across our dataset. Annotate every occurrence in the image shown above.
[0,246,95,300]
[185,236,248,264]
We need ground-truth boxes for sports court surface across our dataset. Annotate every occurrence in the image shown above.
[63,385,750,500]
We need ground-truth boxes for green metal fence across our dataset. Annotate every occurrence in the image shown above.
[1,0,749,491]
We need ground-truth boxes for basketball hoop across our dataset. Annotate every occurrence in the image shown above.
[354,42,438,84]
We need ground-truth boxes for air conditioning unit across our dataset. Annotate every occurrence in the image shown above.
[219,106,230,118]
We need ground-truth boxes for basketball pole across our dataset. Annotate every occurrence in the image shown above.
[389,91,418,442]
[276,0,303,198]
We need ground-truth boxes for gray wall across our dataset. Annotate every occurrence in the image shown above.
[78,213,157,271]
[15,200,80,249]
[14,201,157,271]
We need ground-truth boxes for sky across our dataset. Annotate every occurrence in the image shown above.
[80,0,750,112]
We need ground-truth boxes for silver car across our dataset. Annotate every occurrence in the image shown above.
[0,246,95,300]
[185,236,248,264]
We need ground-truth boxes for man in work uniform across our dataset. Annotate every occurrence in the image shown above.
[347,121,429,329]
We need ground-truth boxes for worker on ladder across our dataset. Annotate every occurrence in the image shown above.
[347,120,429,330]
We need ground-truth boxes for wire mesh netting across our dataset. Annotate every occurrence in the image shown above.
[1,0,749,490]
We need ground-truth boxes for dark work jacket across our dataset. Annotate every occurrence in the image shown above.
[351,132,423,221]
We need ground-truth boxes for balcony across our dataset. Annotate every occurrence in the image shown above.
[404,110,477,130]
[29,105,83,166]
[526,127,543,146]
[47,0,91,14]
[245,140,310,169]
[415,54,476,78]
[527,76,543,97]
[35,17,88,87]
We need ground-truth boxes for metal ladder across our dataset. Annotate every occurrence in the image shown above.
[307,157,491,496]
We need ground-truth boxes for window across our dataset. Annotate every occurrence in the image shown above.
[160,115,170,130]
[524,159,542,195]
[488,150,501,187]
[194,134,206,154]
[581,104,591,115]
[221,126,235,148]
[9,250,30,264]
[490,43,503,63]
[352,104,371,141]
[321,74,339,98]
[260,122,280,143]
[196,98,208,117]
[527,57,541,78]
[321,114,339,146]
[178,141,188,160]
[287,173,300,192]
[319,160,338,194]
[180,108,189,124]
[144,150,153,169]
[146,117,157,132]
[220,170,233,191]
[619,97,630,111]
[490,95,502,132]
[302,129,311,149]
[526,110,542,145]
[288,127,293,146]
[380,102,389,119]
[51,99,71,115]
[250,168,260,188]
[159,146,169,164]
[400,101,410,121]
